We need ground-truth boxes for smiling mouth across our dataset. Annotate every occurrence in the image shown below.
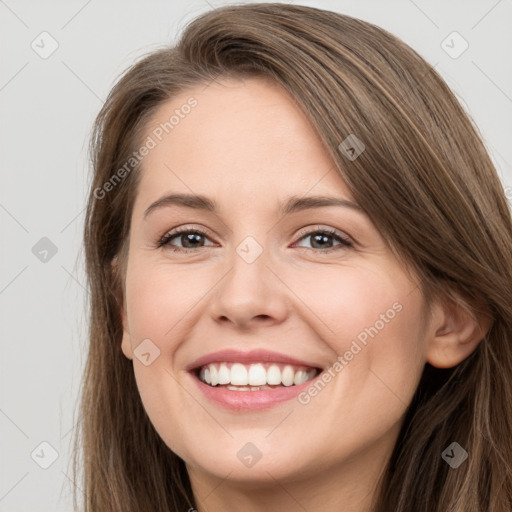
[192,361,321,391]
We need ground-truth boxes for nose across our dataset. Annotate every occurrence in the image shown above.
[208,247,289,330]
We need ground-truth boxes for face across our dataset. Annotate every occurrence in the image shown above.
[119,76,431,490]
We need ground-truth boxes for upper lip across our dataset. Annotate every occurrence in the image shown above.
[186,349,323,372]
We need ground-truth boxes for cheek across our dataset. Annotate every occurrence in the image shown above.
[300,265,425,389]
[124,260,201,459]
[131,364,197,463]
[125,259,210,342]
[297,266,404,347]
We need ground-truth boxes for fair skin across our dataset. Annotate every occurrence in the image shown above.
[117,76,488,512]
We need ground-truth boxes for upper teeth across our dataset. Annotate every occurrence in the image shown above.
[198,362,318,387]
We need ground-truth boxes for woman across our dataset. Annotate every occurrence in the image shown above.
[74,3,512,511]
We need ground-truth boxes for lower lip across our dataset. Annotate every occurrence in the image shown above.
[188,371,321,411]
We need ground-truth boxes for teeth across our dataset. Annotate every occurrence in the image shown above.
[198,362,318,388]
[281,366,295,386]
[293,370,309,385]
[248,363,267,386]
[267,364,281,385]
[230,363,248,385]
[218,363,230,384]
[210,365,219,386]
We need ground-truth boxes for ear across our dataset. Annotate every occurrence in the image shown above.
[426,292,492,369]
[111,256,133,361]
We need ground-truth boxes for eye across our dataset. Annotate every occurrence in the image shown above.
[157,227,216,253]
[292,226,353,253]
[156,225,353,254]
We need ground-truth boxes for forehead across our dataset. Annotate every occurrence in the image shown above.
[134,76,354,210]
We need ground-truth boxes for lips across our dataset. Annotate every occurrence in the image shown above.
[185,348,324,410]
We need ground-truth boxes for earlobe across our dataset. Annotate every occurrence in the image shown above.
[426,295,492,369]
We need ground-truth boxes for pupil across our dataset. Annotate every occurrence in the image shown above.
[182,233,203,248]
[311,233,332,248]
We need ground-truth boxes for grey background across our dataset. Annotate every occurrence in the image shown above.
[1,0,511,510]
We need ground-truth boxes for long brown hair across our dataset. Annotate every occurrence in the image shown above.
[74,3,512,511]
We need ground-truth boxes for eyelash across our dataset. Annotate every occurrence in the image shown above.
[156,226,353,254]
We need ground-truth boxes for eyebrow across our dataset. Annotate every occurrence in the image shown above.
[143,193,364,219]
